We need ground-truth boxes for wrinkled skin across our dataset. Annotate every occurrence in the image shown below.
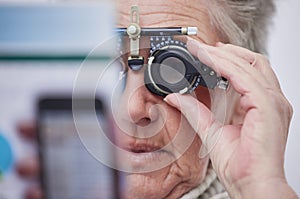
[115,0,217,198]
[17,0,298,199]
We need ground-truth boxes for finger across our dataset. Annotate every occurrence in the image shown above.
[188,38,269,97]
[199,48,265,96]
[210,55,274,114]
[187,37,215,69]
[216,42,281,89]
[164,94,240,159]
[192,48,289,143]
[17,121,37,140]
[25,186,43,199]
[211,42,254,69]
[204,43,261,77]
[252,54,281,90]
[189,38,281,91]
[188,39,277,115]
[215,42,256,63]
[196,47,289,142]
[201,44,272,89]
[16,157,39,178]
[164,93,219,146]
[188,38,269,88]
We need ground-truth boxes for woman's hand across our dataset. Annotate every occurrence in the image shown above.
[164,38,298,198]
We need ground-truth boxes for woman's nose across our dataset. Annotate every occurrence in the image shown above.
[120,69,160,127]
[127,90,151,126]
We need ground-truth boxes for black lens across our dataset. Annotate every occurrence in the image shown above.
[160,57,186,84]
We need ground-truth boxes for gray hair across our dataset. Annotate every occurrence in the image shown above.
[206,0,275,54]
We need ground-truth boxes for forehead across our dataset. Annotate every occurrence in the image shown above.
[116,0,218,44]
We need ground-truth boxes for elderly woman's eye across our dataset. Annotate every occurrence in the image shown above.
[116,58,128,80]
[112,58,127,92]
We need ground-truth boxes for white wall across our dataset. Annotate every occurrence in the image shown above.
[268,0,300,195]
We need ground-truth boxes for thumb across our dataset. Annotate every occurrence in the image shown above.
[164,93,222,157]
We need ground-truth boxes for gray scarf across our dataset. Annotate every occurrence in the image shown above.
[180,168,229,199]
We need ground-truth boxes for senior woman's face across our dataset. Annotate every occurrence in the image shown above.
[115,0,219,198]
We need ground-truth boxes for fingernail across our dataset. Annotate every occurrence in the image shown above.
[163,94,179,107]
[163,94,174,103]
[163,97,168,103]
[163,95,172,104]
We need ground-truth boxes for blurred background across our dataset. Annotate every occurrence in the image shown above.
[0,0,299,198]
[268,0,300,196]
[0,1,120,198]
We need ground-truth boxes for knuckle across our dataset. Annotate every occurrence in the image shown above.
[221,43,235,51]
[285,99,294,119]
[222,43,231,48]
[257,53,271,65]
[275,94,294,120]
[256,53,266,60]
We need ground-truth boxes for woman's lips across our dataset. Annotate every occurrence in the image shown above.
[118,144,176,171]
[127,150,174,170]
[129,144,160,153]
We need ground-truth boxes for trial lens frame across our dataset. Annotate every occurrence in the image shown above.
[116,6,228,93]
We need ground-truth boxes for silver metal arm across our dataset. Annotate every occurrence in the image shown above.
[127,6,141,58]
